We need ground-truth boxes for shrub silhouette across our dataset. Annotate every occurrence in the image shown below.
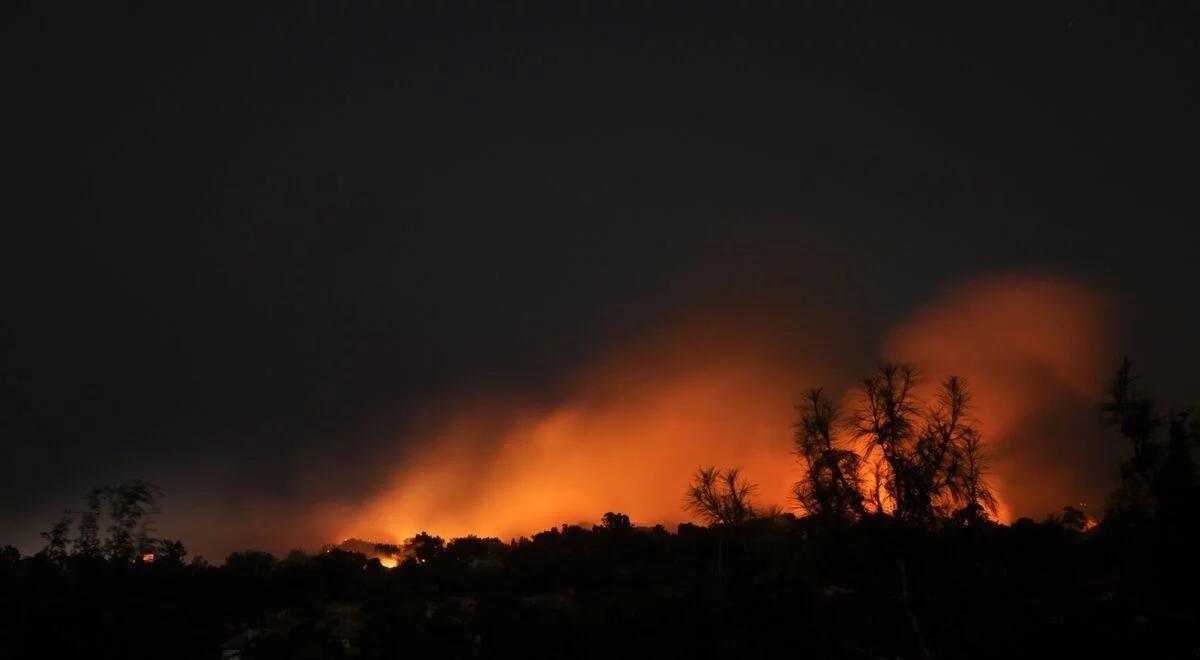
[684,466,758,526]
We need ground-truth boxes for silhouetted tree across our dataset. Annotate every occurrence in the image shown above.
[867,456,888,514]
[1054,505,1091,532]
[0,545,19,567]
[39,511,73,564]
[953,419,999,524]
[74,487,102,558]
[102,479,164,562]
[156,539,188,565]
[852,365,983,523]
[600,512,632,530]
[685,466,757,525]
[373,543,401,560]
[1154,410,1199,526]
[1100,357,1161,515]
[795,365,996,526]
[792,388,864,521]
[408,532,445,563]
[444,535,505,567]
[36,480,165,564]
[852,364,922,519]
[919,376,989,520]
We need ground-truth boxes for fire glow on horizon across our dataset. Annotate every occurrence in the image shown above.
[339,274,1113,545]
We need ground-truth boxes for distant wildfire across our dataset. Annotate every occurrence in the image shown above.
[339,273,1115,545]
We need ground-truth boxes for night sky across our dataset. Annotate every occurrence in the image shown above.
[3,3,1199,557]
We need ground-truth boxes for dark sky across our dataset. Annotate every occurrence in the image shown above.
[3,2,1198,555]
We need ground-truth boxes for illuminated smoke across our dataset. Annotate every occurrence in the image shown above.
[882,274,1115,520]
[342,319,838,543]
[341,273,1116,544]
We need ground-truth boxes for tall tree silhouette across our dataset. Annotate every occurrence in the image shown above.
[841,366,992,524]
[74,487,103,558]
[793,388,865,521]
[1154,411,1199,526]
[917,376,988,520]
[102,480,164,562]
[954,417,999,524]
[685,466,757,526]
[38,480,166,563]
[850,364,925,521]
[1100,358,1161,515]
[39,512,73,564]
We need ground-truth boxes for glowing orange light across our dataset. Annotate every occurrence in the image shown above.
[141,553,155,563]
[329,274,1111,545]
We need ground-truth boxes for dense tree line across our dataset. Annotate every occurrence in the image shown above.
[2,360,1197,658]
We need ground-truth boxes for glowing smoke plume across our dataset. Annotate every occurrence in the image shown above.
[343,319,835,542]
[883,275,1116,520]
[342,273,1116,544]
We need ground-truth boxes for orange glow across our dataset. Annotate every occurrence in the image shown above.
[337,273,1112,545]
[141,553,155,563]
[882,275,1112,521]
[341,318,834,543]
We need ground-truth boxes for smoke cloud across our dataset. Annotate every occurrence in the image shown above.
[341,317,838,542]
[883,275,1118,520]
[339,273,1120,545]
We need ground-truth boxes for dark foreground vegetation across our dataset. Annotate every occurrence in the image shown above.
[2,360,1197,659]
